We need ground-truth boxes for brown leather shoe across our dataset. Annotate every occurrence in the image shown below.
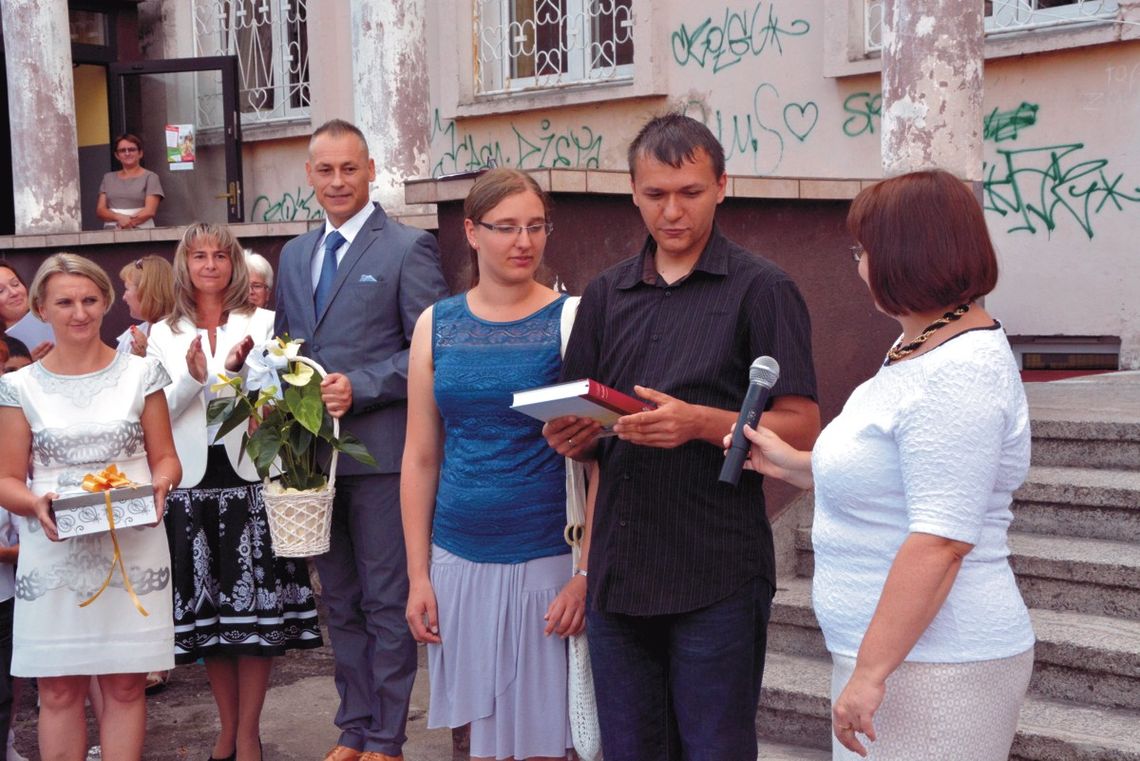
[358,754,403,761]
[322,747,361,761]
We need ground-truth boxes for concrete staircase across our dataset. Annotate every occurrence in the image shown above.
[757,372,1140,761]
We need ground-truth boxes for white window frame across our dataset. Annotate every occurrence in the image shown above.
[436,0,664,119]
[824,0,1134,78]
[192,0,311,129]
[475,0,635,95]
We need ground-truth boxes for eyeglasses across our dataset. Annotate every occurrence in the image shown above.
[850,244,865,263]
[249,283,269,292]
[117,147,140,154]
[476,221,554,237]
[133,258,145,269]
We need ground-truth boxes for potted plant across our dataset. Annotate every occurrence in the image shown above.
[206,336,376,555]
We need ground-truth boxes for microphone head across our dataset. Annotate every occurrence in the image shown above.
[748,356,780,388]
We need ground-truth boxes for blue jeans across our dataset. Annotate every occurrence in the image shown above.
[587,577,774,761]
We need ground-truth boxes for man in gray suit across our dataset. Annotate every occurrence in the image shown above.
[275,119,449,761]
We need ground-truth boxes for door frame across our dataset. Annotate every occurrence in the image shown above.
[108,56,244,222]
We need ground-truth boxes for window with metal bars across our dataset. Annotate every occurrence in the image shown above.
[475,0,634,95]
[864,0,1120,52]
[192,0,310,127]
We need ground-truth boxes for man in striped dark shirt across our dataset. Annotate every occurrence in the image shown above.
[545,113,820,760]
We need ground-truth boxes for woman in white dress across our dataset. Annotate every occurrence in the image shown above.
[733,170,1034,760]
[0,253,180,761]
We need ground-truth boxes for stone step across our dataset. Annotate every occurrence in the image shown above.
[1024,375,1140,470]
[757,741,830,760]
[1029,419,1140,470]
[758,652,1140,760]
[770,577,1140,710]
[794,529,1140,619]
[1013,466,1140,541]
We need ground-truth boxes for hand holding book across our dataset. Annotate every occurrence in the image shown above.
[511,378,653,433]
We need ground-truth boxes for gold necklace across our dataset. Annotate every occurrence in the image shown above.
[886,303,971,363]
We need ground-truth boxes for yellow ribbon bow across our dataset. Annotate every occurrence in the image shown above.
[76,465,149,617]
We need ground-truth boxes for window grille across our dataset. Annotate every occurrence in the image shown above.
[475,0,634,95]
[193,0,310,127]
[864,0,1120,52]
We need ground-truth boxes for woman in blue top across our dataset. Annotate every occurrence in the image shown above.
[402,168,586,760]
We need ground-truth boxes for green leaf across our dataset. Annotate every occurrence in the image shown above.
[206,397,237,426]
[285,382,324,435]
[333,430,378,467]
[249,423,283,475]
[287,422,314,456]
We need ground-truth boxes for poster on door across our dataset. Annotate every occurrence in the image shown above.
[166,124,196,171]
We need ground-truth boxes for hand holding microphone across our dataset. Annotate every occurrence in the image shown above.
[719,356,780,486]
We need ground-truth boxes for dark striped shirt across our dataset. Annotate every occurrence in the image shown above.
[563,228,817,615]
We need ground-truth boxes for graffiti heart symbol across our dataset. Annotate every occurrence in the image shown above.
[783,101,819,142]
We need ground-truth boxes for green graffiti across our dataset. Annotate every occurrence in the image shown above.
[671,2,811,73]
[841,92,882,137]
[982,102,1039,143]
[251,189,324,222]
[783,101,818,142]
[982,104,1140,239]
[430,111,603,178]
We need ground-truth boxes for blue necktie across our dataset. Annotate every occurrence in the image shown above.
[314,230,346,317]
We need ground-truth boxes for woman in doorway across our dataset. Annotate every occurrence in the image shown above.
[96,134,164,230]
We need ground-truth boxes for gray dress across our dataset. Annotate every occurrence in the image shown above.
[99,170,164,228]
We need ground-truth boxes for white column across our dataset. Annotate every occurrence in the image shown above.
[351,0,432,215]
[881,0,985,181]
[1,0,82,233]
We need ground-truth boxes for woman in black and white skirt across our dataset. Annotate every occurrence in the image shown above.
[148,223,322,761]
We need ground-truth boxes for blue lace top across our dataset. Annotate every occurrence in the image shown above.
[431,293,569,564]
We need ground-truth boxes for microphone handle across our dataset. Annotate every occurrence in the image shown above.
[719,382,772,487]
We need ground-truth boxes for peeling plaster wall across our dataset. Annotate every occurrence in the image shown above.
[418,3,1140,369]
[882,0,984,179]
[2,0,81,234]
[352,0,433,214]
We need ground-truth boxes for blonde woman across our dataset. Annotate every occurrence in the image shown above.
[117,255,175,357]
[148,223,321,761]
[0,253,179,761]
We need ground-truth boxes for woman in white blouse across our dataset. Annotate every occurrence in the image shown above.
[147,223,321,761]
[734,170,1034,760]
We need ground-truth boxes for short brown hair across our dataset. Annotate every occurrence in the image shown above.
[847,169,998,316]
[310,119,369,157]
[113,133,143,152]
[168,223,253,331]
[120,255,175,323]
[628,113,726,180]
[463,168,552,288]
[30,253,116,317]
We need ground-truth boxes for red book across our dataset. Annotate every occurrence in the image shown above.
[511,378,652,431]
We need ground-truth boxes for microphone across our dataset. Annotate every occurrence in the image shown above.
[719,356,781,487]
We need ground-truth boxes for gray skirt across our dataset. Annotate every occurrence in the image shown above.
[427,545,573,760]
[831,648,1034,760]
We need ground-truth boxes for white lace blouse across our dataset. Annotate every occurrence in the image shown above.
[810,325,1036,663]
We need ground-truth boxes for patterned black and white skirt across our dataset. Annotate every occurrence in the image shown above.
[166,446,322,662]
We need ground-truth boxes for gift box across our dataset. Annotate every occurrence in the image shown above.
[52,484,157,539]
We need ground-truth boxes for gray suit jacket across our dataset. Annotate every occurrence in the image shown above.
[275,203,449,475]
